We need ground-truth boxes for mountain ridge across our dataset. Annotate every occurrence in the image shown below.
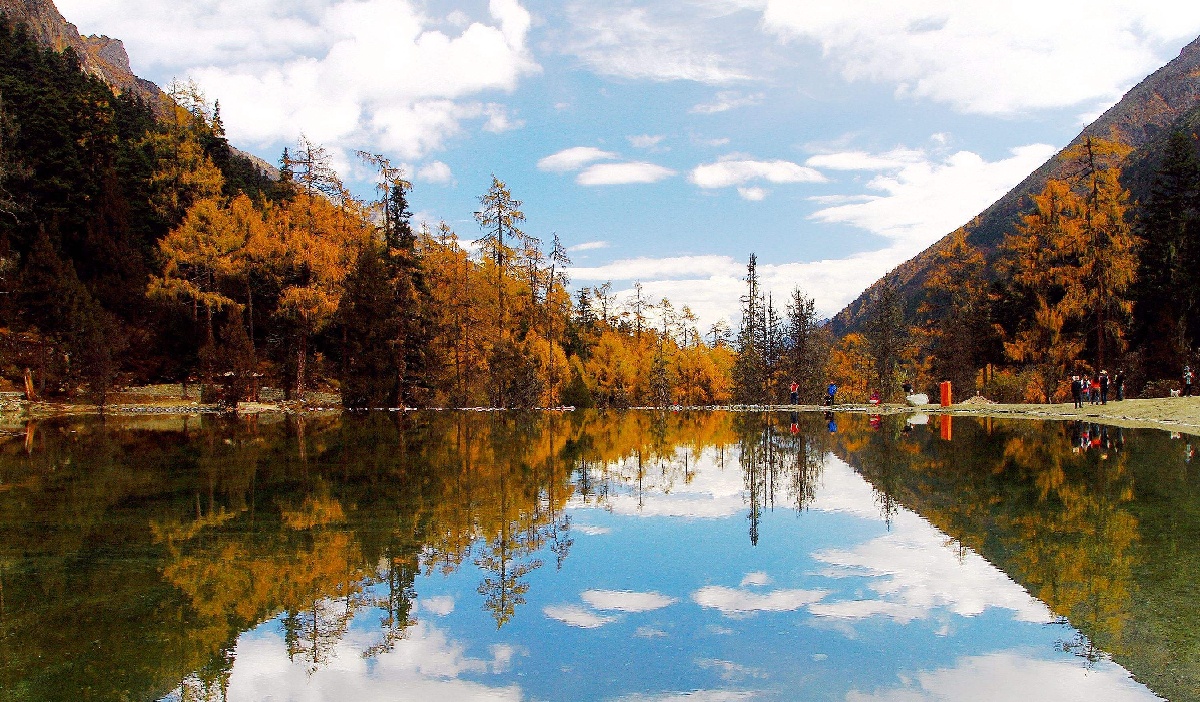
[0,0,162,103]
[831,34,1200,335]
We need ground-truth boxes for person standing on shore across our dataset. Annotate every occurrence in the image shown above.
[790,380,799,404]
[1071,375,1083,409]
[1115,370,1125,401]
[1185,366,1194,397]
[1099,370,1109,405]
[826,382,837,407]
[1090,376,1101,404]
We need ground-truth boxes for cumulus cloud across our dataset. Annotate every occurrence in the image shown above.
[581,590,677,612]
[59,0,540,158]
[577,162,677,185]
[416,160,454,184]
[692,586,827,615]
[543,603,617,628]
[690,91,764,114]
[761,0,1200,115]
[809,144,1056,244]
[690,157,826,189]
[538,146,620,172]
[737,186,767,201]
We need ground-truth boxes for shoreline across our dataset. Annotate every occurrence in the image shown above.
[2,395,1198,436]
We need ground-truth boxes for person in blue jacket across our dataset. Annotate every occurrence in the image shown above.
[825,382,837,406]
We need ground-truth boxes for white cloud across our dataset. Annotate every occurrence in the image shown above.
[692,586,827,615]
[761,0,1200,115]
[59,0,540,158]
[416,160,454,184]
[538,146,620,173]
[690,157,826,189]
[628,134,666,148]
[577,162,677,185]
[543,603,618,628]
[805,148,926,171]
[556,3,756,83]
[568,240,611,252]
[737,186,767,201]
[809,144,1056,244]
[581,589,677,612]
[690,91,764,114]
[845,651,1158,702]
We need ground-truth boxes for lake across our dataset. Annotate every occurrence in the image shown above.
[0,411,1195,701]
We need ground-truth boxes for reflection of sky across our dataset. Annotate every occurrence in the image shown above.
[197,450,1160,702]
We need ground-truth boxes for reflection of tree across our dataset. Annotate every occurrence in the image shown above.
[832,415,1146,681]
[735,413,831,545]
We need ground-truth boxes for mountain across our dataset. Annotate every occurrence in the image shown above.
[831,35,1200,336]
[0,0,162,102]
[0,0,278,178]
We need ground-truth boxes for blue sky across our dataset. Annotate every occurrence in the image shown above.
[58,0,1200,327]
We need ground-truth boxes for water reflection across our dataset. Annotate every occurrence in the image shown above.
[0,411,1193,700]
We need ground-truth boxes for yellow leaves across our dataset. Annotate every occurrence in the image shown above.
[271,194,370,331]
[827,332,872,402]
[148,196,247,314]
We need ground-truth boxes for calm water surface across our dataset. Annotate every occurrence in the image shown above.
[0,411,1196,701]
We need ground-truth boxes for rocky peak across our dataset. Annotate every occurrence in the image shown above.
[0,0,162,103]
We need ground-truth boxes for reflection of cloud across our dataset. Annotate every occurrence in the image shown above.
[420,595,456,616]
[575,524,612,535]
[845,651,1158,701]
[572,447,748,518]
[808,460,1054,625]
[544,604,617,629]
[582,589,677,612]
[740,572,772,587]
[612,692,758,702]
[693,586,827,615]
[696,658,766,681]
[223,619,523,701]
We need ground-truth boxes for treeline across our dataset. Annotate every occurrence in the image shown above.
[809,132,1200,403]
[0,15,738,408]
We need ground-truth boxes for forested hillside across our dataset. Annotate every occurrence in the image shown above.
[824,35,1200,403]
[0,13,752,408]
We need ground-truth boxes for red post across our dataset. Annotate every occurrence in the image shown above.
[939,381,953,407]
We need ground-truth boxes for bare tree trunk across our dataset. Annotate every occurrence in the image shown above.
[296,332,307,400]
